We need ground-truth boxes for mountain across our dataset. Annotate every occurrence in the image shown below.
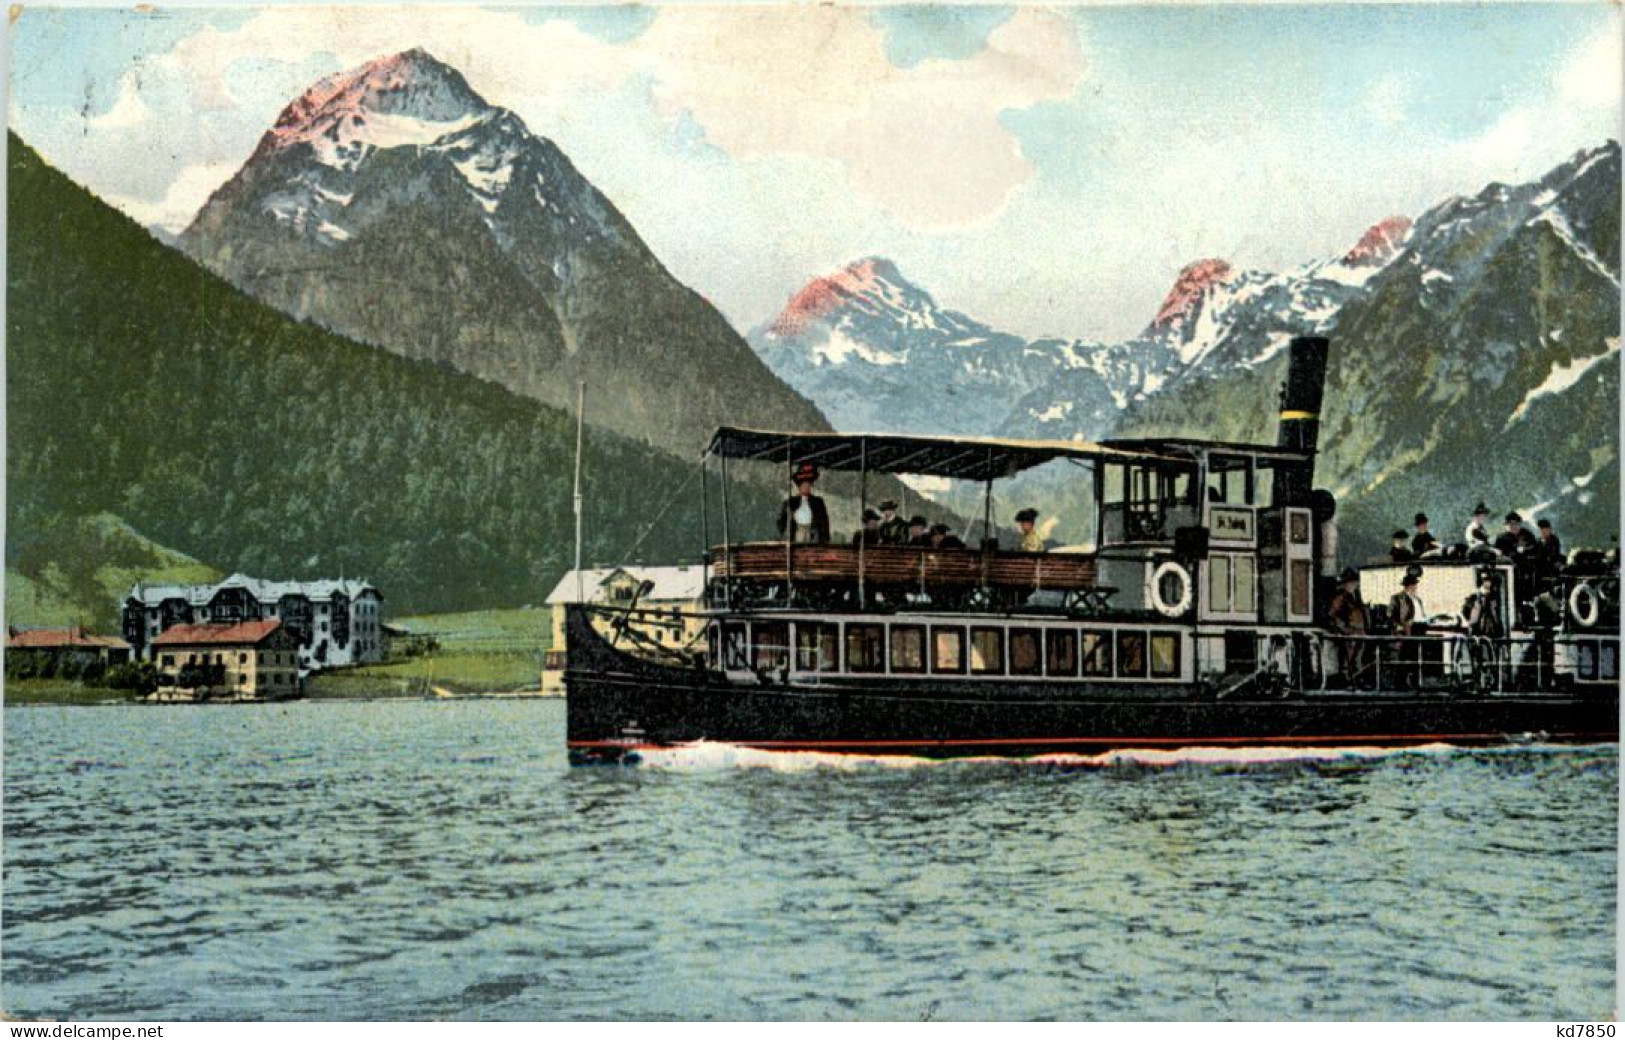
[7,132,784,619]
[1116,141,1620,558]
[182,49,829,459]
[749,257,1176,443]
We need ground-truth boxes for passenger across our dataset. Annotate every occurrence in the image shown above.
[1493,511,1528,558]
[852,508,882,546]
[777,463,830,544]
[1389,530,1415,563]
[1015,508,1045,553]
[1464,502,1492,549]
[907,516,932,546]
[1466,524,1499,563]
[1534,519,1564,589]
[1462,570,1505,639]
[1389,567,1426,689]
[1327,568,1370,685]
[1411,513,1440,558]
[929,523,966,550]
[877,501,908,545]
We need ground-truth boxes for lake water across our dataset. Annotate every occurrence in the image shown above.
[2,699,1616,1020]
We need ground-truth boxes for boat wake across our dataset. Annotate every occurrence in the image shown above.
[627,740,1609,773]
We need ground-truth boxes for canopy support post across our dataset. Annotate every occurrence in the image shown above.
[785,441,794,605]
[720,453,732,606]
[858,438,868,607]
[700,451,710,598]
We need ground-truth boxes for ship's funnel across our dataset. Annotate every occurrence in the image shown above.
[1277,336,1328,453]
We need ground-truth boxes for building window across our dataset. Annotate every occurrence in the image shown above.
[162,654,174,667]
[845,624,885,674]
[969,627,1003,675]
[794,622,838,672]
[1046,629,1078,677]
[931,627,965,675]
[889,625,926,674]
[1117,632,1147,678]
[1009,629,1042,676]
[1081,631,1112,676]
[239,652,248,663]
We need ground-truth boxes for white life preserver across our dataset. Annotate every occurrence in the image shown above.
[1569,581,1603,629]
[1149,561,1194,618]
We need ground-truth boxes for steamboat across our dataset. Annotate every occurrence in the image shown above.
[565,337,1618,762]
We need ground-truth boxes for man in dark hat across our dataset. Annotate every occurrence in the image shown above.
[876,500,908,545]
[1411,513,1439,558]
[1464,503,1492,550]
[1389,567,1426,688]
[929,523,965,550]
[1493,511,1527,559]
[778,463,830,544]
[1534,518,1564,590]
[1389,530,1414,563]
[907,516,932,546]
[1327,567,1370,684]
[852,508,882,546]
[1462,569,1505,639]
[1015,508,1044,552]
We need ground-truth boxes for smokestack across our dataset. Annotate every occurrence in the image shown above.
[1277,336,1328,453]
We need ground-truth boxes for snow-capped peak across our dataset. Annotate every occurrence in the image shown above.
[768,256,937,338]
[1342,215,1413,266]
[264,49,495,163]
[1147,258,1234,332]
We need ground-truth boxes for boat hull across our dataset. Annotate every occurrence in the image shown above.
[564,610,1619,762]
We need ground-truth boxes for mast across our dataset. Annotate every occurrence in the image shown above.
[573,381,585,605]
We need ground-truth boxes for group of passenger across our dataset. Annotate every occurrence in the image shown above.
[1385,504,1569,600]
[1326,561,1511,684]
[776,464,1043,552]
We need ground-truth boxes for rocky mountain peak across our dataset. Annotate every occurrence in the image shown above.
[768,256,917,337]
[1342,215,1412,266]
[1149,258,1235,331]
[265,48,494,160]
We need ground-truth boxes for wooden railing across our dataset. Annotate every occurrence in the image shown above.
[710,542,1097,591]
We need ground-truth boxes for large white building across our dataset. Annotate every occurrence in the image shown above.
[122,574,385,671]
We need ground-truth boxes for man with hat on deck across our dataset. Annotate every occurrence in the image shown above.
[1534,518,1564,591]
[907,516,932,547]
[1015,508,1044,552]
[852,508,882,546]
[929,523,966,550]
[877,500,908,545]
[1388,565,1427,688]
[1327,567,1370,685]
[778,463,830,544]
[1389,530,1415,563]
[1464,503,1492,551]
[1462,568,1506,639]
[1494,511,1529,559]
[1411,513,1440,558]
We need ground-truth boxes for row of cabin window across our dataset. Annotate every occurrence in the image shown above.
[720,622,1182,680]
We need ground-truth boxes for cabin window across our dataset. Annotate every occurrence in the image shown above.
[753,622,789,672]
[931,627,966,674]
[1578,641,1598,681]
[1290,560,1314,617]
[1602,643,1619,681]
[846,624,886,674]
[890,626,926,674]
[1208,556,1232,613]
[1150,632,1181,678]
[1009,629,1042,676]
[1233,556,1257,614]
[722,624,748,670]
[1206,456,1251,506]
[795,622,839,672]
[1081,632,1112,676]
[1045,629,1079,677]
[1289,512,1311,544]
[969,627,1004,675]
[1103,464,1125,504]
[1117,631,1147,678]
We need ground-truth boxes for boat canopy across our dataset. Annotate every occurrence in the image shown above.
[707,426,1192,482]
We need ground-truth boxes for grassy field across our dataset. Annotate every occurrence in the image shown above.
[4,678,133,705]
[306,606,554,697]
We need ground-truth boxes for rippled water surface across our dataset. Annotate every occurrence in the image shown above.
[3,699,1616,1020]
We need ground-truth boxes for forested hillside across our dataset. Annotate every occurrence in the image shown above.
[7,133,776,616]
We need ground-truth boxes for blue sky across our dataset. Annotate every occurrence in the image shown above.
[9,3,1620,341]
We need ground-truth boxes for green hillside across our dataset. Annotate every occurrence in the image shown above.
[7,133,778,616]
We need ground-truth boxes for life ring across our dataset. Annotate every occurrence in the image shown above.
[1569,581,1603,628]
[1149,561,1194,618]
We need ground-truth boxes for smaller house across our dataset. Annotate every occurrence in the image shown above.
[150,619,301,702]
[6,626,132,673]
[542,565,706,695]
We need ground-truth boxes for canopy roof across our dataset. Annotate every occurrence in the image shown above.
[707,427,1193,482]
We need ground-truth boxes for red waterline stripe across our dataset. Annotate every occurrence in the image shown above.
[570,731,1616,751]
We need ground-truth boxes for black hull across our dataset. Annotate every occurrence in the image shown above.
[564,610,1619,762]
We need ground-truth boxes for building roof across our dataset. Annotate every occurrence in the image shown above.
[152,619,285,647]
[127,574,381,607]
[7,626,131,651]
[544,565,707,606]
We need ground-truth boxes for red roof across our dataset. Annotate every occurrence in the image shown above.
[152,619,284,647]
[7,626,130,651]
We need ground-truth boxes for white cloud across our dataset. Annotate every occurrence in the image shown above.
[105,161,241,233]
[88,70,153,130]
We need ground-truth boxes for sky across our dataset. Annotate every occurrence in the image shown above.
[8,3,1621,342]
